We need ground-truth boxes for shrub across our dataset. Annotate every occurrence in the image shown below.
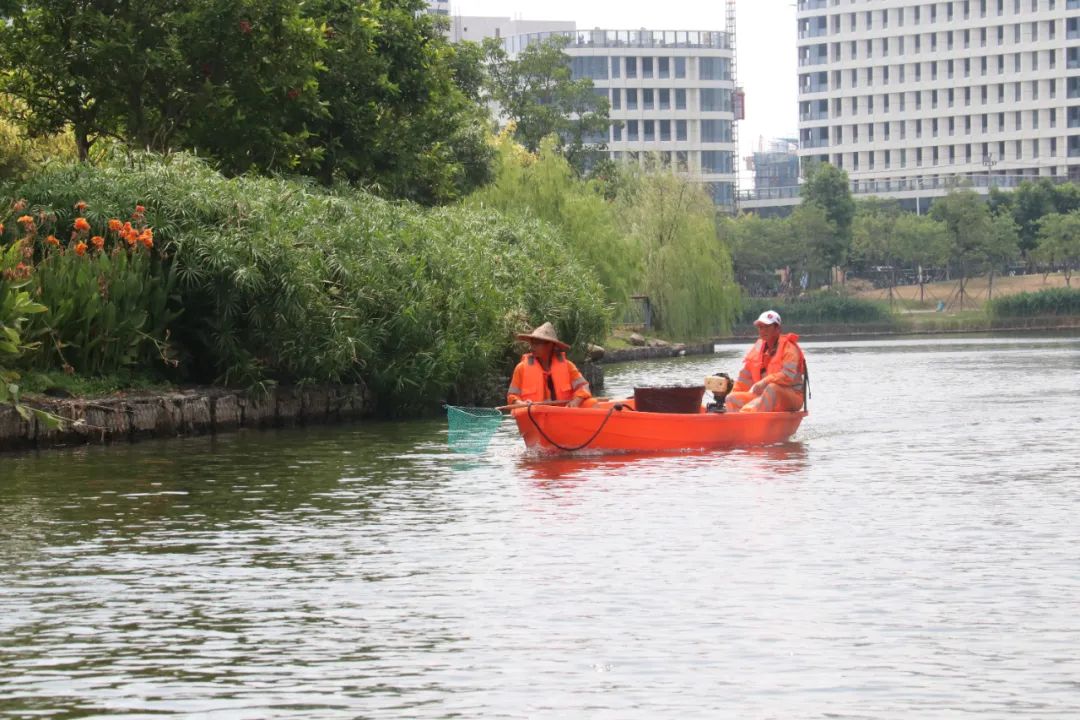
[988,287,1080,318]
[737,293,893,326]
[8,154,610,411]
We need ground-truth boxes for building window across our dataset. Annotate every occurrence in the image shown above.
[676,120,688,141]
[611,57,621,79]
[674,57,686,79]
[644,120,655,141]
[700,119,732,142]
[675,89,687,110]
[698,57,731,81]
[627,120,639,141]
[627,89,638,110]
[660,120,671,141]
[658,57,670,79]
[701,150,734,173]
[700,88,732,112]
[643,88,654,110]
[613,124,622,142]
[659,88,671,110]
[612,89,621,110]
[642,57,654,79]
[626,57,637,78]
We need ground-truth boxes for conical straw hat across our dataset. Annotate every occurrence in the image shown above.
[515,322,570,350]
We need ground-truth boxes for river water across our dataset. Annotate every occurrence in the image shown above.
[2,333,1079,719]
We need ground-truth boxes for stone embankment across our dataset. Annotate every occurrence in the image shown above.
[1,384,374,453]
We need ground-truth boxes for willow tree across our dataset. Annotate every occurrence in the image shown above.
[467,132,640,313]
[617,161,739,338]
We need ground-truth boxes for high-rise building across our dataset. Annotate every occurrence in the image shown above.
[796,0,1080,206]
[425,0,450,17]
[491,26,740,210]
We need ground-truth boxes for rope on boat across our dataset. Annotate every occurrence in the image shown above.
[526,404,620,452]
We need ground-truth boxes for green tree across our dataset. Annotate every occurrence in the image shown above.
[984,211,1020,301]
[784,203,836,294]
[721,213,789,296]
[484,35,611,175]
[893,213,949,304]
[930,189,993,310]
[800,162,855,275]
[852,199,904,306]
[467,132,639,311]
[1035,211,1080,287]
[0,0,324,167]
[303,0,493,203]
[617,158,739,337]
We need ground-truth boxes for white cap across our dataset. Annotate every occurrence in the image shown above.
[754,310,782,326]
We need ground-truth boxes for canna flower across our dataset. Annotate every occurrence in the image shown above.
[46,235,60,246]
[139,229,154,249]
[74,201,87,212]
[12,199,26,212]
[91,235,105,250]
[0,223,4,235]
[134,205,145,215]
[17,214,34,226]
[74,217,91,232]
[108,219,122,232]
[74,241,87,256]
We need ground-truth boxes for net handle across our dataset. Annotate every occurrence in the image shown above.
[494,399,572,412]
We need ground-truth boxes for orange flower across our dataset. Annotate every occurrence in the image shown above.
[17,214,34,226]
[91,235,105,250]
[74,217,91,232]
[74,201,87,212]
[46,235,60,246]
[0,223,4,235]
[74,241,87,256]
[139,230,154,249]
[134,205,146,215]
[107,218,122,232]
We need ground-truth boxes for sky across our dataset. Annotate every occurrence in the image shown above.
[451,0,799,186]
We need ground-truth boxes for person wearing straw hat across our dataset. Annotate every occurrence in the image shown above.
[506,322,597,409]
[725,310,807,413]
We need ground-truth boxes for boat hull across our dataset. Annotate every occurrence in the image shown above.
[512,404,807,453]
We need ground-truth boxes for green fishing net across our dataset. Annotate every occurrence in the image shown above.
[445,405,505,453]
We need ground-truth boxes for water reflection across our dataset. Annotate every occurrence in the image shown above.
[518,441,809,486]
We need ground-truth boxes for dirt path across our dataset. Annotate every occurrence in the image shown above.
[853,271,1072,310]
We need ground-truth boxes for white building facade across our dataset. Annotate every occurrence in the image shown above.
[425,0,450,17]
[796,0,1080,203]
[503,28,740,209]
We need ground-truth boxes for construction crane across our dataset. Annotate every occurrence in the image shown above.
[726,0,742,212]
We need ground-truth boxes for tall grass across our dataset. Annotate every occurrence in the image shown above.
[988,287,1080,318]
[6,154,610,412]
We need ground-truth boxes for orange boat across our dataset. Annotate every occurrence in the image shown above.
[511,401,807,454]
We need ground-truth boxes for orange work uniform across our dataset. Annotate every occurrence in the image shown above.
[507,352,596,406]
[725,333,807,413]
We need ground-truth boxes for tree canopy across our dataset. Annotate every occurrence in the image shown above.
[0,0,492,204]
[800,162,855,271]
[483,35,611,175]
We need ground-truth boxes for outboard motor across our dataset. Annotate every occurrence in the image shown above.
[704,372,734,413]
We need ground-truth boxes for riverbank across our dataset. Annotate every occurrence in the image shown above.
[4,316,1078,453]
[603,314,1080,364]
[1,384,374,453]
